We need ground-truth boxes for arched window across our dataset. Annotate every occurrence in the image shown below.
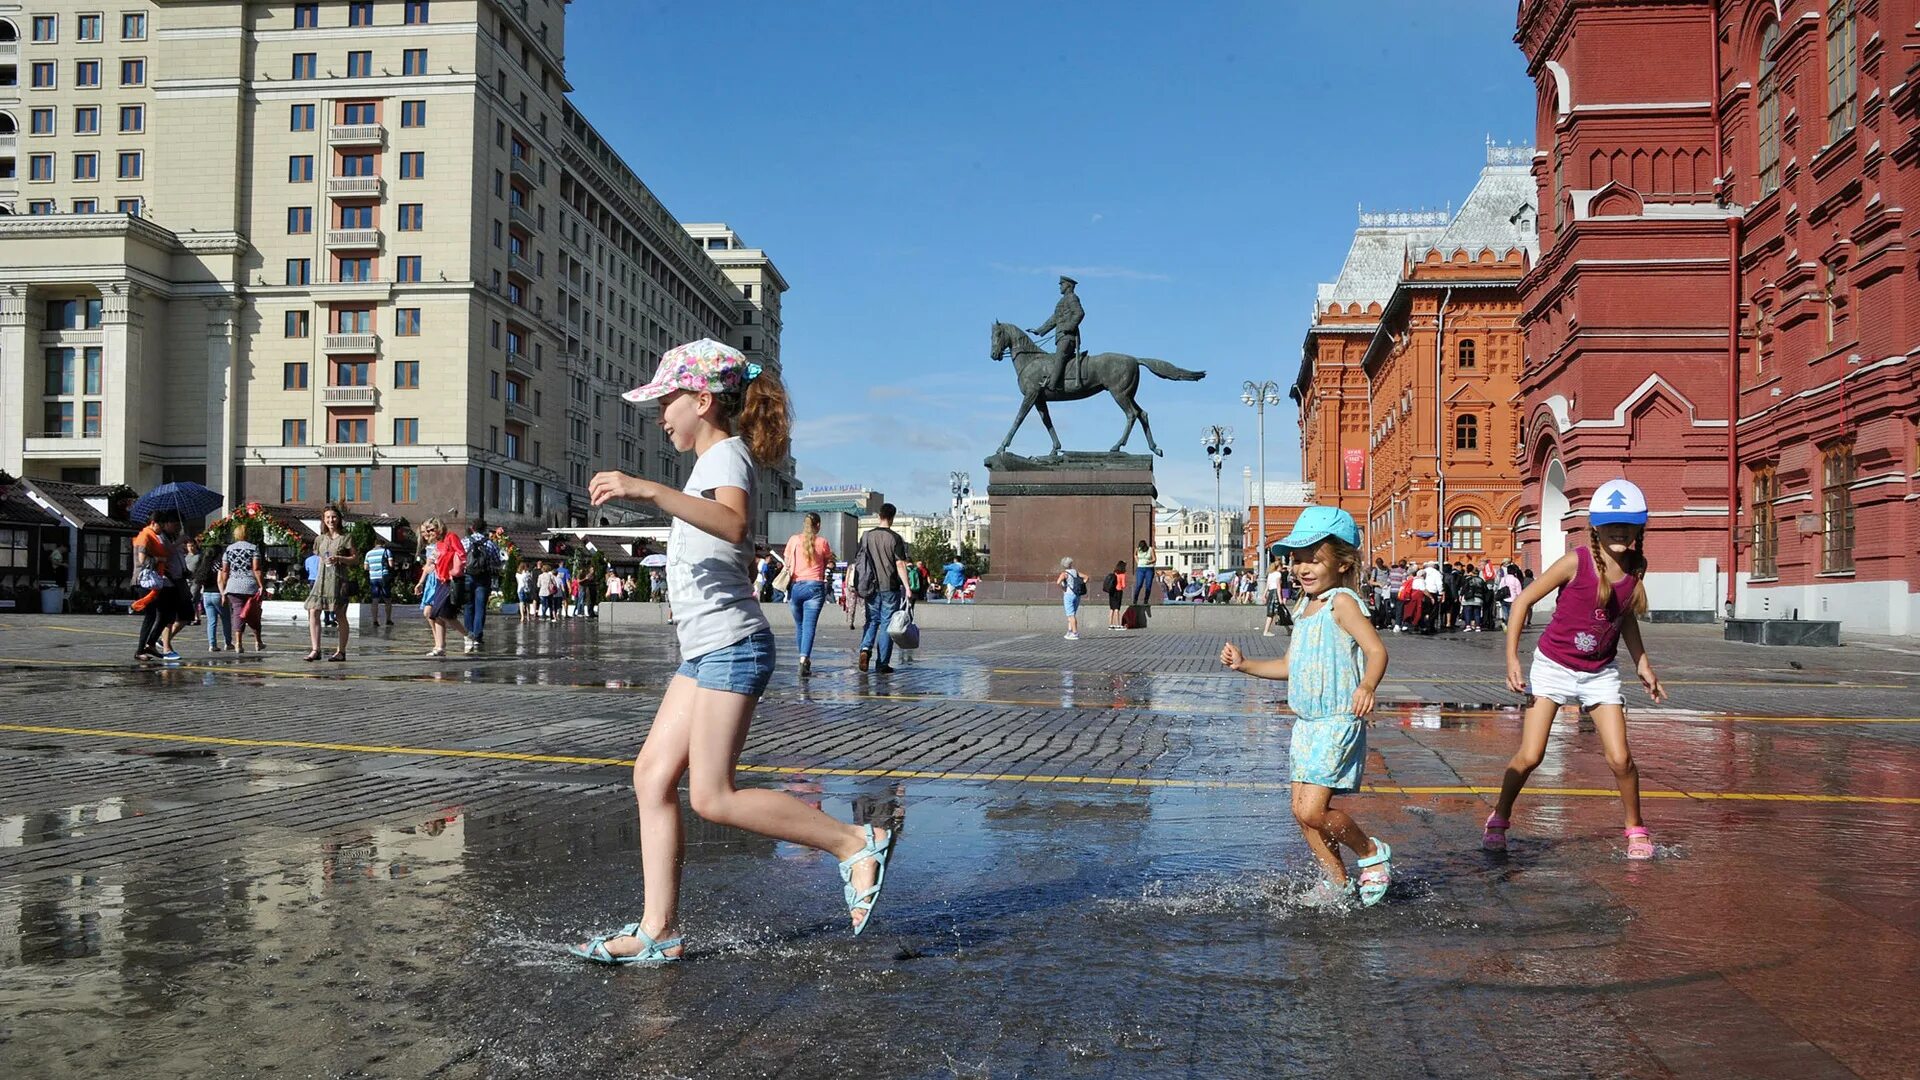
[1457,339,1477,369]
[1827,0,1857,142]
[1449,511,1484,552]
[1757,21,1781,195]
[0,112,15,136]
[0,18,18,42]
[1454,414,1479,451]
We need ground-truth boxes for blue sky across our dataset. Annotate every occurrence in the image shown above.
[565,1,1535,514]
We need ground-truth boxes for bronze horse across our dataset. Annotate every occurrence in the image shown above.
[990,322,1204,457]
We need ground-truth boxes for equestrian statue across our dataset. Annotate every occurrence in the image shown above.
[990,276,1205,458]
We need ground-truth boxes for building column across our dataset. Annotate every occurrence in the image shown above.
[0,285,27,478]
[203,297,241,509]
[98,282,143,487]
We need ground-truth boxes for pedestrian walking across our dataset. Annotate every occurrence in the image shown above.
[195,542,233,651]
[304,505,354,662]
[220,522,267,653]
[1219,506,1394,907]
[1103,560,1127,629]
[182,539,205,625]
[854,503,911,675]
[517,560,537,623]
[1499,562,1522,628]
[1131,539,1157,606]
[1057,557,1085,640]
[1262,557,1286,637]
[1487,479,1666,860]
[782,512,834,678]
[571,338,896,965]
[364,537,395,626]
[461,522,501,652]
[132,509,184,661]
[416,517,466,657]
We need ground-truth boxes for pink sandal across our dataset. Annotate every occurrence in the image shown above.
[1482,813,1509,852]
[1624,826,1655,860]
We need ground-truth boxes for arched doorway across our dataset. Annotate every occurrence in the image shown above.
[1541,457,1569,570]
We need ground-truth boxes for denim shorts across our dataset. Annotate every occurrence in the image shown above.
[677,627,776,696]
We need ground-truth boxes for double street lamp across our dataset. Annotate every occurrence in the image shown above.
[1241,379,1282,569]
[1202,425,1234,573]
[948,471,971,554]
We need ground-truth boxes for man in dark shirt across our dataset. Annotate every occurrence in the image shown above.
[855,502,912,674]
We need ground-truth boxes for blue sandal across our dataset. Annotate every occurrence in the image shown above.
[568,923,683,965]
[838,824,897,936]
[1356,839,1393,907]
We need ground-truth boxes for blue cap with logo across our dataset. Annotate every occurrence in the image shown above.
[1587,478,1649,527]
[1274,505,1362,551]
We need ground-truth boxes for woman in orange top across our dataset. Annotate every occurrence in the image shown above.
[781,512,835,678]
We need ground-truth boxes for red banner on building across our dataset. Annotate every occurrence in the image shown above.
[1343,449,1365,491]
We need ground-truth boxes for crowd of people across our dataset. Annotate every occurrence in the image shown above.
[1367,558,1530,635]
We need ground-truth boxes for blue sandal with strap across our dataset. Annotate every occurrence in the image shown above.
[838,824,897,936]
[1356,838,1393,907]
[568,922,683,965]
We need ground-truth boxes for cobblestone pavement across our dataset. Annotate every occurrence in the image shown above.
[0,614,1916,1079]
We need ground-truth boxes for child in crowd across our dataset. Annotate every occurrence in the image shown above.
[1221,506,1395,906]
[570,340,898,965]
[1488,478,1666,859]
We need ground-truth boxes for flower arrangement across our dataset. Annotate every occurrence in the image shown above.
[198,502,302,548]
[489,526,521,609]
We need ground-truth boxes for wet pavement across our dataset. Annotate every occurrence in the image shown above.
[0,613,1916,1079]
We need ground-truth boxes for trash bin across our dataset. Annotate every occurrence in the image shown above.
[38,583,68,615]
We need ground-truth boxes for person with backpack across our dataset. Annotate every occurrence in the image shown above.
[1056,556,1087,640]
[461,521,501,653]
[854,503,911,674]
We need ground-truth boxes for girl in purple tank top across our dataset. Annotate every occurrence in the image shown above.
[1487,479,1669,861]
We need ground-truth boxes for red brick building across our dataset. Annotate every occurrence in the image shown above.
[1516,0,1919,633]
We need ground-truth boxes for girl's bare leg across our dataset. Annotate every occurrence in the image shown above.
[1493,696,1559,821]
[683,685,885,927]
[1292,782,1374,885]
[1587,704,1643,828]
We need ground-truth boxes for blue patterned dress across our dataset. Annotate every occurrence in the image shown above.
[1286,587,1370,793]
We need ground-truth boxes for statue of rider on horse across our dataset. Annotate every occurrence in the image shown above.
[990,279,1206,460]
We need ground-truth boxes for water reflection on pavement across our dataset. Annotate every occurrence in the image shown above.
[0,618,1915,1078]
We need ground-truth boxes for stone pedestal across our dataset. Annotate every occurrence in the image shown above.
[975,452,1156,602]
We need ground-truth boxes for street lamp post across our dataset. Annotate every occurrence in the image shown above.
[1242,379,1282,570]
[948,471,971,554]
[1202,426,1234,573]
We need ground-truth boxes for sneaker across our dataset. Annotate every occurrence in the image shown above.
[159,650,182,661]
[425,647,445,657]
[1262,630,1275,637]
[799,658,812,678]
[1063,632,1079,640]
[463,640,478,654]
[874,663,895,674]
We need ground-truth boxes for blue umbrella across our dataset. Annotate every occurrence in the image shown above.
[129,481,224,523]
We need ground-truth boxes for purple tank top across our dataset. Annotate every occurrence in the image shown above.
[1537,547,1638,673]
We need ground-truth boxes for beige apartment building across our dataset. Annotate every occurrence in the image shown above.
[0,0,793,537]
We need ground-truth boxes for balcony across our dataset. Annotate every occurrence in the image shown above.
[509,156,538,186]
[505,399,534,424]
[0,132,15,156]
[320,443,374,461]
[322,333,380,354]
[327,123,385,147]
[323,386,377,405]
[507,253,534,281]
[326,176,384,198]
[509,203,538,233]
[505,349,531,372]
[0,40,17,63]
[325,228,383,250]
[23,432,104,459]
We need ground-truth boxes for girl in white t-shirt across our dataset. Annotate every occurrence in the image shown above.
[570,339,898,966]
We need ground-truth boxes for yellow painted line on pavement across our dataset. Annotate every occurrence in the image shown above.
[3,721,1918,806]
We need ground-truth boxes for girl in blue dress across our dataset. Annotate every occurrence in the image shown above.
[1221,506,1395,906]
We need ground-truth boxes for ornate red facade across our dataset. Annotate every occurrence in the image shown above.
[1516,0,1919,633]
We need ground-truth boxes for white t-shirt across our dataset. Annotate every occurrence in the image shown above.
[1265,570,1282,595]
[516,568,534,594]
[668,436,768,658]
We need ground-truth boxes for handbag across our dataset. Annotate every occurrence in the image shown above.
[772,558,793,593]
[887,601,919,650]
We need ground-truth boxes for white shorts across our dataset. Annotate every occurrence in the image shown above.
[1528,652,1623,708]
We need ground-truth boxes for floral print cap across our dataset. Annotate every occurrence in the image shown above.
[622,338,759,403]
